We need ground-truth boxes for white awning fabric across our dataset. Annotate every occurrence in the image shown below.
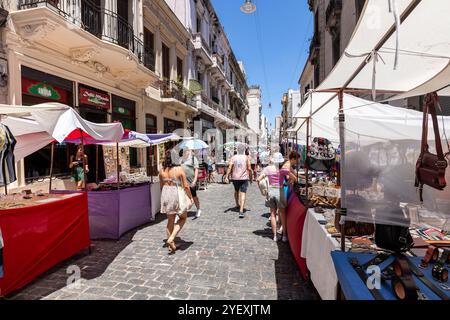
[1,103,124,160]
[317,0,450,98]
[290,92,450,145]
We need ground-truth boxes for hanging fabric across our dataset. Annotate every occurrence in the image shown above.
[0,227,3,279]
[0,124,17,187]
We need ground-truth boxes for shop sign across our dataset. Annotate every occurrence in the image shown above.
[22,77,67,102]
[79,87,110,109]
[114,106,130,116]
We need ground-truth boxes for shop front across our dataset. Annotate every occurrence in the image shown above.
[21,66,74,182]
[77,84,111,183]
[112,95,137,168]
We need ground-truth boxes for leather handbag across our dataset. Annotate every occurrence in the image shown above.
[415,92,448,202]
[375,224,413,253]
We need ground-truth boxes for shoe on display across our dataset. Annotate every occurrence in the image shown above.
[196,209,202,218]
[282,235,288,243]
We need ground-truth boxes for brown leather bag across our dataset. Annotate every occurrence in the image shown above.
[415,92,448,202]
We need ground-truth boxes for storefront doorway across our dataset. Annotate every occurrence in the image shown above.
[21,66,73,182]
[78,84,110,183]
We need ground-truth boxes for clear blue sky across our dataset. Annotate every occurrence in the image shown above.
[211,0,313,129]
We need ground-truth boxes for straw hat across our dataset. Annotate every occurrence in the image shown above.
[270,152,285,164]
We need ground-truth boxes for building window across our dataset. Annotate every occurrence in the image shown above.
[162,43,170,80]
[196,14,202,34]
[164,118,184,134]
[144,28,154,52]
[314,54,321,87]
[177,57,183,82]
[332,30,341,67]
[145,114,157,134]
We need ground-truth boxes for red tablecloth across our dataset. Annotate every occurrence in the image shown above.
[0,193,90,297]
[286,191,308,279]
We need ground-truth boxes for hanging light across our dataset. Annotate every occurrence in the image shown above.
[240,0,256,14]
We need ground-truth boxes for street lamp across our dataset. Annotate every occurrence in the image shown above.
[240,0,256,14]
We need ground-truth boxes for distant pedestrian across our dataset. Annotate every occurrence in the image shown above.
[181,148,202,218]
[159,150,193,253]
[224,144,252,218]
[207,150,217,183]
[69,145,88,190]
[257,152,296,242]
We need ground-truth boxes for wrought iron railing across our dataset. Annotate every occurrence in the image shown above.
[160,80,195,107]
[18,0,155,72]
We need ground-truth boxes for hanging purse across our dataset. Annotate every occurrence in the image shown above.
[415,92,448,202]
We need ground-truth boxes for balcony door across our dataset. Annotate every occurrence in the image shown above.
[117,0,130,49]
[81,0,102,38]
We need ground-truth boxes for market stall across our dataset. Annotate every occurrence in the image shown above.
[0,193,89,296]
[53,132,179,239]
[0,102,125,296]
[285,0,450,300]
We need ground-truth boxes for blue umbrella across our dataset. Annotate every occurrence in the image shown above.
[177,138,209,150]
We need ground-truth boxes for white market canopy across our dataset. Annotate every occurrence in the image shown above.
[290,92,450,146]
[317,0,450,99]
[0,103,124,160]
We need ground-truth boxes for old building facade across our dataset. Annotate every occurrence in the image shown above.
[0,0,254,187]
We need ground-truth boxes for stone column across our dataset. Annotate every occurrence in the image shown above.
[154,25,163,77]
[169,42,177,82]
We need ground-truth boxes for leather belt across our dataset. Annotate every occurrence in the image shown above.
[432,250,450,283]
[362,253,391,270]
[420,245,439,268]
[349,257,385,300]
[406,258,450,300]
[391,255,419,300]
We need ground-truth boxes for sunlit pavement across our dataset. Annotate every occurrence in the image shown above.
[10,183,319,300]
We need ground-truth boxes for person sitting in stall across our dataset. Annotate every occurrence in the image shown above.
[69,145,89,190]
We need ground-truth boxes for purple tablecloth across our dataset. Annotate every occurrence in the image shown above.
[52,184,152,240]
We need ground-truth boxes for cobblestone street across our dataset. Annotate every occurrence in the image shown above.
[9,183,319,300]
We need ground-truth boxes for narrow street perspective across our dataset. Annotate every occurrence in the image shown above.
[9,183,319,300]
[1,0,450,306]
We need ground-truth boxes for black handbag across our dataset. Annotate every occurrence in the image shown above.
[375,224,413,253]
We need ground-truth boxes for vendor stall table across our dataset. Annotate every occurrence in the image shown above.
[285,188,308,279]
[0,193,90,296]
[53,183,152,240]
[301,209,341,300]
[331,251,450,300]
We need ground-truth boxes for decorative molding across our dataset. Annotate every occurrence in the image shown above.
[70,46,100,63]
[18,21,57,42]
[85,61,108,77]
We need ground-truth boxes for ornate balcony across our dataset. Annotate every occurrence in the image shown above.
[160,80,196,109]
[193,32,213,66]
[13,0,156,88]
